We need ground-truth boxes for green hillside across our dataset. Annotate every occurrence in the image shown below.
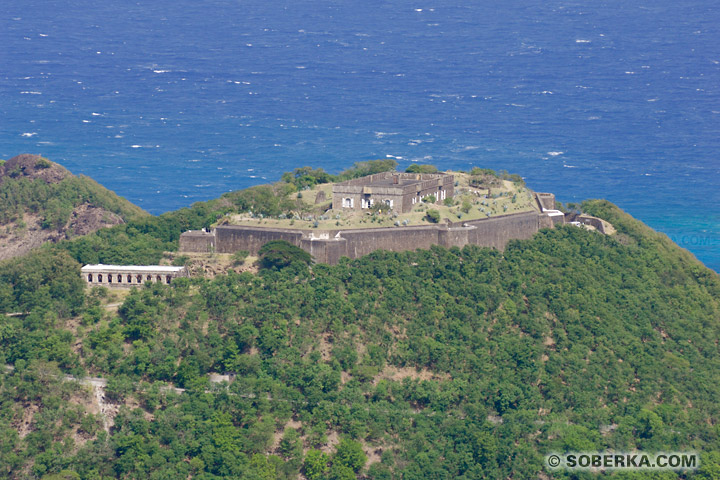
[0,154,146,229]
[0,154,148,261]
[1,191,719,478]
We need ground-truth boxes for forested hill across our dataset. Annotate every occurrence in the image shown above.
[0,154,147,260]
[1,191,719,478]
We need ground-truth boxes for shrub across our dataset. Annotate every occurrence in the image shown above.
[405,164,438,174]
[35,158,52,169]
[422,195,436,204]
[172,255,190,266]
[470,167,497,177]
[425,209,440,223]
[232,250,249,265]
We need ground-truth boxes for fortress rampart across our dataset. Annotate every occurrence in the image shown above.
[181,210,560,264]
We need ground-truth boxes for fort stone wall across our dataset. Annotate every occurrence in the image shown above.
[534,192,556,212]
[189,210,562,264]
[179,230,216,252]
[215,226,304,254]
[463,211,543,250]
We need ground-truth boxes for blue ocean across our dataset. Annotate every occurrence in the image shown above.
[2,0,719,271]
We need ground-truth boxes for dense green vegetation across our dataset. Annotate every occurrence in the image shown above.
[280,159,398,191]
[0,174,146,229]
[1,196,719,478]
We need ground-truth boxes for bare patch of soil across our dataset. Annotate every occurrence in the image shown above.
[374,365,450,384]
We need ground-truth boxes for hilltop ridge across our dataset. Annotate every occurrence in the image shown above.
[0,154,148,260]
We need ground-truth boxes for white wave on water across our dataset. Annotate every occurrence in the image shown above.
[21,132,37,137]
[153,69,170,74]
[563,165,577,168]
[575,39,591,43]
[547,151,564,156]
[20,91,42,94]
[374,131,398,138]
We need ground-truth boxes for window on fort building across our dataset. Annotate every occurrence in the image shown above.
[384,199,393,207]
[343,197,353,208]
[127,274,132,283]
[166,275,171,284]
[156,275,162,282]
[137,274,142,283]
[98,274,103,282]
[108,275,112,284]
[88,274,93,282]
[362,198,370,209]
[117,274,122,283]
[147,275,152,281]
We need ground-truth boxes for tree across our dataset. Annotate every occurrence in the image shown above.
[425,209,440,223]
[304,449,330,480]
[338,160,398,180]
[334,438,367,473]
[405,164,438,174]
[258,240,312,270]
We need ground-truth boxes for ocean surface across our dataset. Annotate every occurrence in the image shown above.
[2,0,719,271]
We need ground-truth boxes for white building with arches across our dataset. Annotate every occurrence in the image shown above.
[81,264,188,288]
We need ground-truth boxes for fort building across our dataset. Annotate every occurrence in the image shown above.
[332,171,454,213]
[81,264,188,288]
[178,181,611,265]
[180,209,562,264]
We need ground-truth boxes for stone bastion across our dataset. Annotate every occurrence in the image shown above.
[180,210,563,265]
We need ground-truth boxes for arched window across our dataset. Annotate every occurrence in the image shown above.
[343,197,353,208]
[156,275,162,282]
[117,274,122,283]
[127,274,132,283]
[147,275,152,282]
[137,274,142,283]
[98,274,103,282]
[166,275,172,284]
[108,275,112,284]
[87,274,93,282]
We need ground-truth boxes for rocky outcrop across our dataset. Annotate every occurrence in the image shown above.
[0,206,125,261]
[0,154,71,185]
[0,154,143,260]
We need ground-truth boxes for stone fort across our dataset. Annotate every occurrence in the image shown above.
[180,177,570,264]
[332,171,454,213]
